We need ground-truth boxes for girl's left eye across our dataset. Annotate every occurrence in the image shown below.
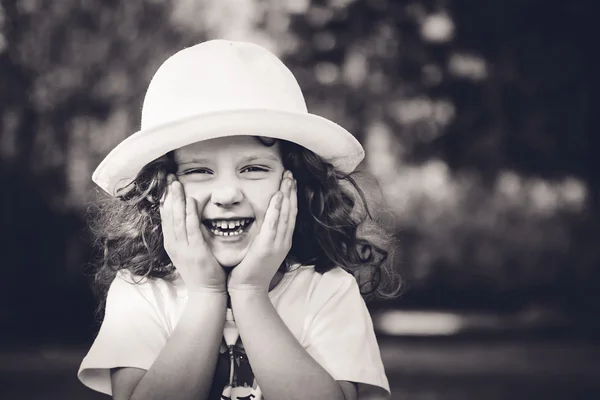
[241,165,269,173]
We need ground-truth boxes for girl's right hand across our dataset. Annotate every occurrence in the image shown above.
[160,174,227,294]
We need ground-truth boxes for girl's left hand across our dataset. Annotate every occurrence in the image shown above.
[227,170,297,293]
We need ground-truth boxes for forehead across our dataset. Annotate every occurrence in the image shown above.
[174,136,280,162]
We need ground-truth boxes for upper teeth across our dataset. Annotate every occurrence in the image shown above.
[210,219,250,229]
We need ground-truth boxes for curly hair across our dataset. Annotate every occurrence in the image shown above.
[88,138,401,318]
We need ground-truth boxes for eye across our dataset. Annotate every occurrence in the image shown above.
[240,165,270,173]
[179,167,213,175]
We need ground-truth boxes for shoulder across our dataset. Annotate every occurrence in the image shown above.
[272,265,363,343]
[281,265,359,305]
[112,269,183,289]
[286,264,355,287]
[108,270,153,298]
[107,269,184,307]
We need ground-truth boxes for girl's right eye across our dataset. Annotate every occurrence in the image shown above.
[179,168,213,175]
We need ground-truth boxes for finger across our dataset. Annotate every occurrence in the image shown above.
[260,191,283,243]
[171,180,187,243]
[159,180,174,244]
[284,178,298,245]
[185,196,205,245]
[161,173,176,203]
[276,177,292,246]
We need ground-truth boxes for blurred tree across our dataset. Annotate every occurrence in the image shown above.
[0,0,598,336]
[0,0,202,208]
[284,0,596,193]
[279,0,599,311]
[0,0,200,343]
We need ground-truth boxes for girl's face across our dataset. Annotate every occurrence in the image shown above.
[173,136,284,267]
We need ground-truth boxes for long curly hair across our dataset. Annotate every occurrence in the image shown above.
[88,138,401,317]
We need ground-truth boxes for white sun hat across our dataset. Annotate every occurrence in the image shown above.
[92,39,365,196]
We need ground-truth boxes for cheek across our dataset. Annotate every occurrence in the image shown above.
[179,181,211,204]
[244,180,280,218]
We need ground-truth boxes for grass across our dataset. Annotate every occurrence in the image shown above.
[2,337,600,399]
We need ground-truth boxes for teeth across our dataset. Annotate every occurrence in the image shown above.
[208,219,252,237]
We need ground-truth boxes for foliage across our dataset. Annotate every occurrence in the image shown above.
[0,0,598,338]
[274,0,599,309]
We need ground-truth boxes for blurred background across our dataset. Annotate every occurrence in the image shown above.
[1,0,599,398]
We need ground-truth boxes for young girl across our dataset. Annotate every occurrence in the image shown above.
[78,39,398,400]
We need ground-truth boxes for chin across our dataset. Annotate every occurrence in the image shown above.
[214,251,246,268]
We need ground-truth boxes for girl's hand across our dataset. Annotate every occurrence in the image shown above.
[160,174,227,293]
[227,171,297,294]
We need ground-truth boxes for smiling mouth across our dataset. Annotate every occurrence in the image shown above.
[202,218,254,237]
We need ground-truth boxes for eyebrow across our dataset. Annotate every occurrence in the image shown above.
[240,154,281,163]
[177,158,212,166]
[177,154,281,166]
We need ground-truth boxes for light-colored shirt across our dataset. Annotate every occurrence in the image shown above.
[78,265,390,399]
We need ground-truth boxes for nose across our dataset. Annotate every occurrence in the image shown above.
[210,181,243,208]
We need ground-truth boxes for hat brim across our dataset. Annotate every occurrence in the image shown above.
[92,109,365,196]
